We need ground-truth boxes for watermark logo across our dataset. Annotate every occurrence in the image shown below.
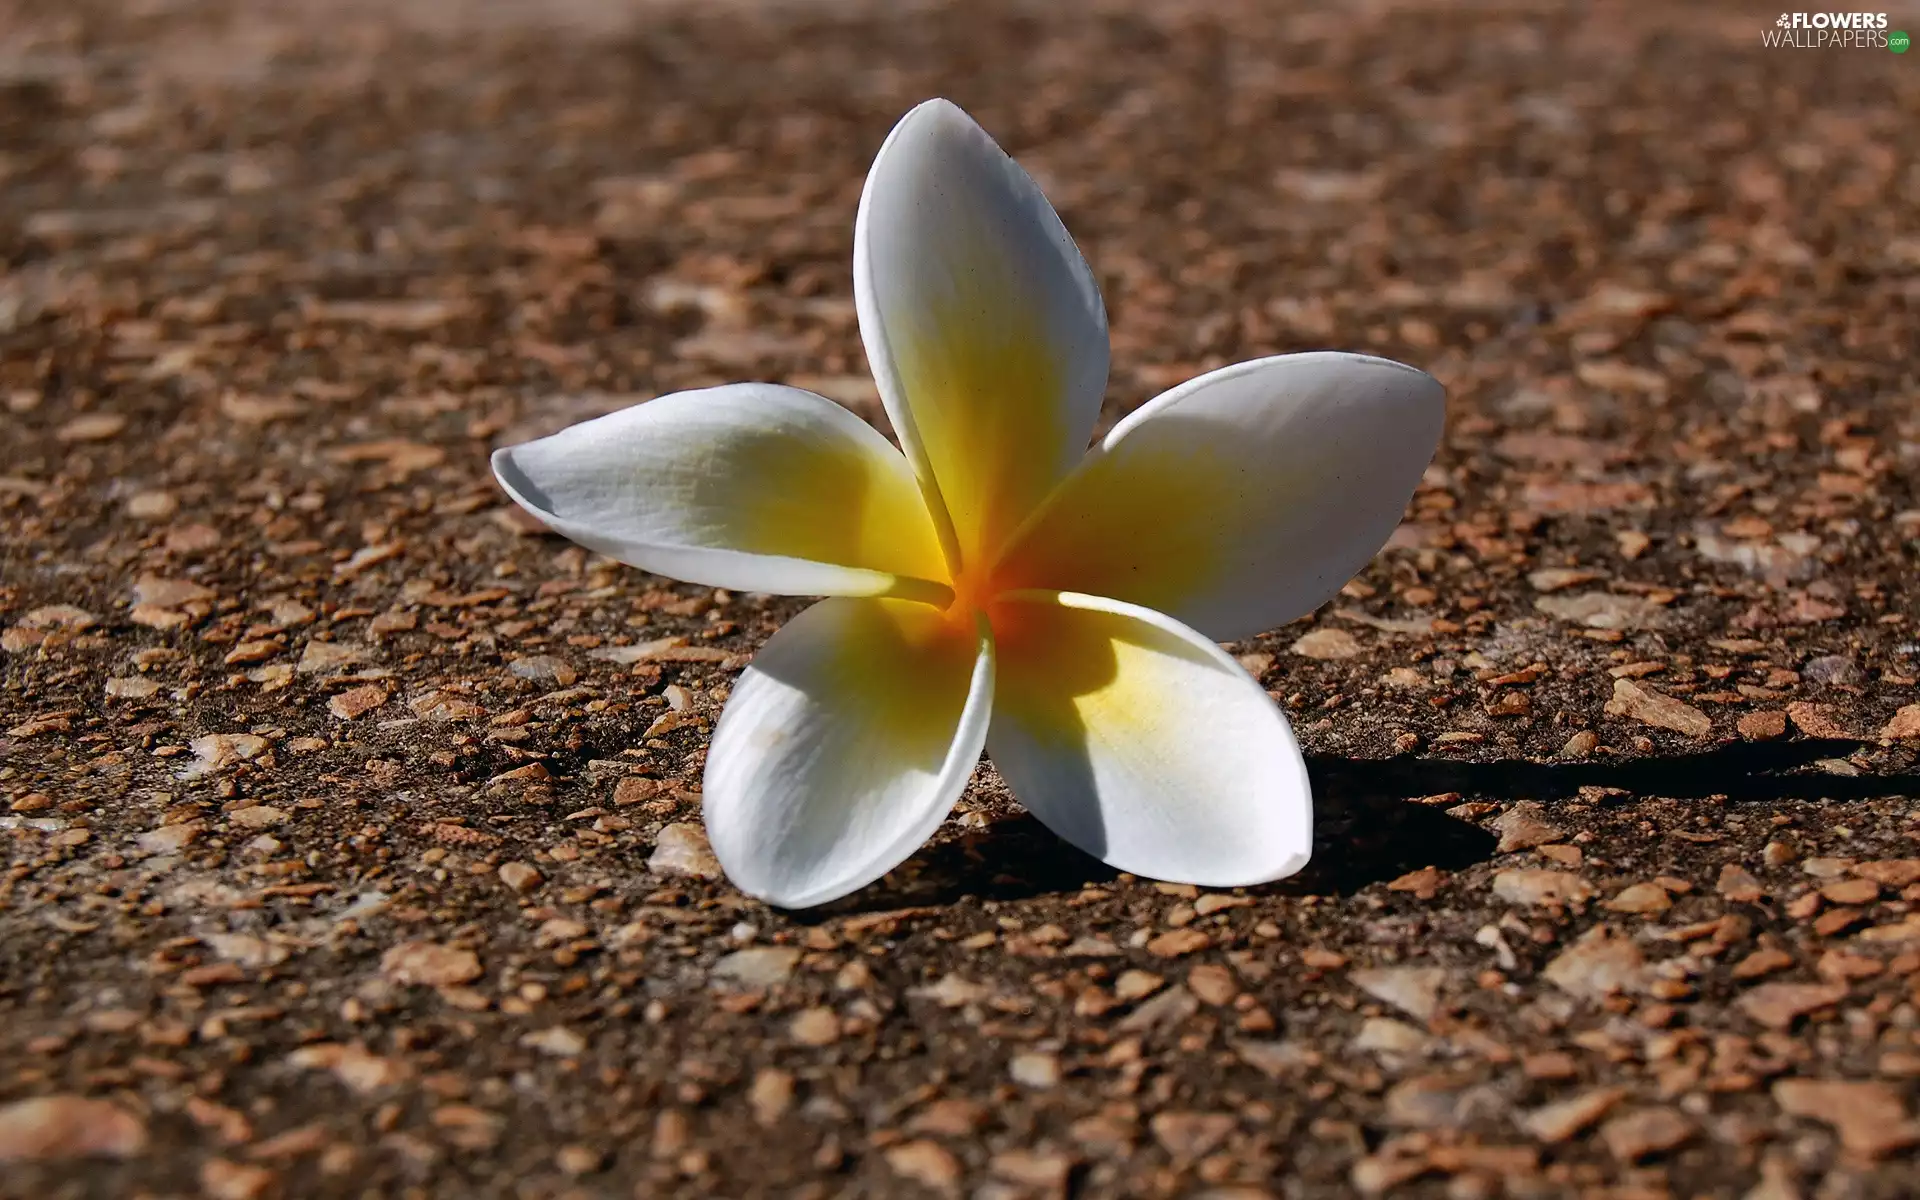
[1763,11,1902,48]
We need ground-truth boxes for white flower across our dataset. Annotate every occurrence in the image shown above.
[493,99,1444,908]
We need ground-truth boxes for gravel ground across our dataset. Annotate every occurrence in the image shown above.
[4,0,1920,1196]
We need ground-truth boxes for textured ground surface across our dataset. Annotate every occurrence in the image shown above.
[5,0,1920,1196]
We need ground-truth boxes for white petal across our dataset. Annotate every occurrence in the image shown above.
[995,352,1444,641]
[703,597,993,908]
[492,384,948,598]
[986,590,1310,887]
[855,98,1109,571]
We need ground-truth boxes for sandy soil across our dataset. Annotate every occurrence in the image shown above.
[4,0,1920,1196]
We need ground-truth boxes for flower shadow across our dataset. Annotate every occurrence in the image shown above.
[814,736,1919,914]
[810,762,1496,915]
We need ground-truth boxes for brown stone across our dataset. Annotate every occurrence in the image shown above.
[1492,869,1595,907]
[706,940,802,990]
[747,1069,793,1126]
[1603,882,1672,914]
[1853,860,1920,887]
[1731,948,1795,980]
[1786,701,1851,739]
[1008,1051,1060,1089]
[1528,567,1605,593]
[497,862,543,893]
[1538,592,1667,630]
[1737,982,1846,1029]
[1814,907,1865,937]
[1599,1107,1695,1161]
[1521,1051,1580,1080]
[1186,964,1238,1006]
[1353,1017,1431,1057]
[180,733,272,780]
[1738,710,1789,741]
[1773,1079,1920,1158]
[1815,951,1882,982]
[1543,926,1646,999]
[1382,1075,1498,1130]
[297,640,376,675]
[57,413,127,441]
[648,823,723,879]
[432,1104,505,1152]
[1384,865,1443,899]
[1146,928,1211,958]
[201,1159,275,1200]
[1717,863,1766,903]
[1349,966,1448,1021]
[0,1096,147,1161]
[789,1007,840,1046]
[521,1026,587,1057]
[1149,1111,1236,1159]
[1560,730,1600,758]
[1858,916,1920,943]
[132,574,216,608]
[1116,985,1199,1033]
[1882,705,1920,741]
[380,941,482,987]
[1493,802,1564,852]
[612,776,664,805]
[1821,878,1879,905]
[1290,628,1361,659]
[989,1148,1075,1190]
[884,1140,962,1192]
[1520,1086,1627,1143]
[1350,1150,1431,1196]
[1606,679,1711,737]
[328,684,388,720]
[286,1043,410,1093]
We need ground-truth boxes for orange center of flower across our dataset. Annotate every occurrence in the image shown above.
[934,558,1049,652]
[939,562,998,629]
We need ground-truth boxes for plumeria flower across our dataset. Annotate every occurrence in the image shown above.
[492,99,1444,908]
